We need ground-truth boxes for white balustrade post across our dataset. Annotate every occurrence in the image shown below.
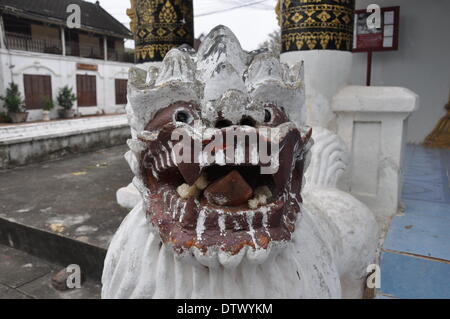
[332,86,419,227]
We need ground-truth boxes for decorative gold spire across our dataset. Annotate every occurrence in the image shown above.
[276,0,281,26]
[280,0,355,52]
[127,0,194,62]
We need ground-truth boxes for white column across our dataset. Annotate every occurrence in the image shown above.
[281,51,353,129]
[103,36,107,61]
[0,16,6,97]
[0,16,5,49]
[332,86,419,227]
[60,27,66,56]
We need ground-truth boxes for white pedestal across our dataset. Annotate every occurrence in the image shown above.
[332,85,419,228]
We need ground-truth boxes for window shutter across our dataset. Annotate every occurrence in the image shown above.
[23,74,52,109]
[76,74,97,107]
[115,79,127,105]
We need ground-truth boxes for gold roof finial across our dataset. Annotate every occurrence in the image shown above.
[126,0,136,33]
[276,0,281,26]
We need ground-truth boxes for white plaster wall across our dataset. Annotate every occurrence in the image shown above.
[352,0,450,144]
[0,49,131,121]
[282,50,353,101]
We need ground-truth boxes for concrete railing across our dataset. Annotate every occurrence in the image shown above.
[0,115,130,169]
[332,86,419,227]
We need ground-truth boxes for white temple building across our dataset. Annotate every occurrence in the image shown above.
[0,0,134,121]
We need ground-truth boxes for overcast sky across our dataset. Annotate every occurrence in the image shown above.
[85,0,279,51]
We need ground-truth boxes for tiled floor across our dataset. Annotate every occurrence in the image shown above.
[377,145,450,299]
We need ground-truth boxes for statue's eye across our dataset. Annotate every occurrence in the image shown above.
[174,109,193,124]
[264,108,272,123]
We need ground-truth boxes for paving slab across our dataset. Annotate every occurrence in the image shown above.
[402,179,447,202]
[383,199,450,261]
[378,145,450,299]
[18,272,101,299]
[402,146,450,203]
[380,251,450,299]
[0,244,100,299]
[0,283,30,299]
[0,242,52,288]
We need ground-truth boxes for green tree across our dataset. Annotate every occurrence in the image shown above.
[258,29,281,58]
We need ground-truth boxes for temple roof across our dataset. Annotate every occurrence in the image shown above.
[0,0,132,39]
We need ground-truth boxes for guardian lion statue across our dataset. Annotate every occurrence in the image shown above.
[102,26,378,299]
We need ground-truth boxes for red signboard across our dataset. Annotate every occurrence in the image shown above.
[353,6,400,52]
[77,63,98,71]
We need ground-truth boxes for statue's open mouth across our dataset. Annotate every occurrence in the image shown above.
[138,121,311,257]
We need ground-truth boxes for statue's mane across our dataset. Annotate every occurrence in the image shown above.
[126,25,305,133]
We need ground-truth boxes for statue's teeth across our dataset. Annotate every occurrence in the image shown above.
[194,173,209,190]
[255,186,272,198]
[248,198,259,209]
[248,186,272,209]
[164,142,176,168]
[176,183,199,199]
[138,131,158,141]
[272,131,298,193]
[176,174,208,199]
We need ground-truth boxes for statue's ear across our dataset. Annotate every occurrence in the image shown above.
[127,49,201,134]
[128,66,152,89]
[246,53,306,128]
[155,49,196,86]
[246,52,284,89]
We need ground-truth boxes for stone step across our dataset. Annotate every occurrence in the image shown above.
[0,217,107,281]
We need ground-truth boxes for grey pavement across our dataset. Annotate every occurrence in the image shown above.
[0,144,134,282]
[0,145,132,249]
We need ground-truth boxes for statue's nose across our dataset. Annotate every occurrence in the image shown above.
[215,119,233,129]
[214,116,257,128]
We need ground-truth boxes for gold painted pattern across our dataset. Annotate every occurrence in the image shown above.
[128,0,194,62]
[280,0,355,52]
